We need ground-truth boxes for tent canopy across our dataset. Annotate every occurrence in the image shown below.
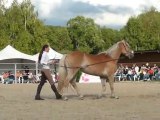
[33,48,63,62]
[0,45,35,61]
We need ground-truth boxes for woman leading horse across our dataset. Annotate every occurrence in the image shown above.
[35,44,62,100]
[57,40,134,100]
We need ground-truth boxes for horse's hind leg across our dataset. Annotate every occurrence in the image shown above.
[70,81,84,100]
[100,77,107,98]
[63,69,79,100]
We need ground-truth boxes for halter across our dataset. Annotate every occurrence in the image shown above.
[121,41,131,54]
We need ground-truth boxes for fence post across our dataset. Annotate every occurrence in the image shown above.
[14,63,17,84]
[36,62,38,76]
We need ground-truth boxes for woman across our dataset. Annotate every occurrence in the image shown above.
[35,44,62,100]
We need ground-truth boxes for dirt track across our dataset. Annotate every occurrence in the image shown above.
[0,82,160,120]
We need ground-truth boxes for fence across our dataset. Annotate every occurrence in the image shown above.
[0,63,58,83]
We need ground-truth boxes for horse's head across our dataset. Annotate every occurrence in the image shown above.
[120,40,134,59]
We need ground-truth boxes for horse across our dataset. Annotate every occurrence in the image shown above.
[57,40,134,100]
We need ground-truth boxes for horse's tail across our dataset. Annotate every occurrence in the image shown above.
[57,54,68,92]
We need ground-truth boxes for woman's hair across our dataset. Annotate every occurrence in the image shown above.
[38,44,49,63]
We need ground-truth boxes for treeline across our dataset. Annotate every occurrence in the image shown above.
[0,0,160,54]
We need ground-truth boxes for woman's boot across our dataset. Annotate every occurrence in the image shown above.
[35,84,44,100]
[51,84,62,99]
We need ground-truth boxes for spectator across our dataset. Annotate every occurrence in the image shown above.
[143,69,150,81]
[155,68,160,80]
[139,70,144,81]
[24,66,29,75]
[8,71,15,82]
[2,72,13,84]
[127,68,133,80]
[145,63,150,70]
[148,67,154,80]
[141,64,146,71]
[135,64,139,75]
[116,63,160,81]
[28,72,37,83]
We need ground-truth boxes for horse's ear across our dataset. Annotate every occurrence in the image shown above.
[125,38,130,42]
[121,39,125,43]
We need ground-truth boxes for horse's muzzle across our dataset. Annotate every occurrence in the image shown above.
[128,53,134,59]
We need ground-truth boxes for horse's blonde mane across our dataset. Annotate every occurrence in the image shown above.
[99,41,120,55]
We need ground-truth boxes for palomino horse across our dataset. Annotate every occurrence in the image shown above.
[57,40,134,100]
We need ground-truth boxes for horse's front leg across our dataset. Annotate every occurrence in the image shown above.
[57,80,69,101]
[108,75,119,99]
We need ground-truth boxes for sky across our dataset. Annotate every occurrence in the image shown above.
[6,0,160,29]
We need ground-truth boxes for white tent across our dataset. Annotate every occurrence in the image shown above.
[0,45,37,83]
[0,45,35,61]
[48,48,63,59]
[33,48,63,62]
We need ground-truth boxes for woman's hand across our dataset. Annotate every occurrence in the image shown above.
[51,60,56,64]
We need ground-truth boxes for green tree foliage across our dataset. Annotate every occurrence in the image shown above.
[0,0,10,48]
[0,1,160,55]
[122,7,160,50]
[46,26,73,53]
[101,27,121,50]
[67,16,104,54]
[0,0,48,54]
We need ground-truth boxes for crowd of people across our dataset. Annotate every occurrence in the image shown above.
[115,63,160,81]
[1,63,160,84]
[0,66,38,84]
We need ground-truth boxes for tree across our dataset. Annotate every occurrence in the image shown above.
[122,7,160,50]
[46,26,73,53]
[101,27,121,50]
[67,16,104,53]
[0,0,10,49]
[0,0,48,54]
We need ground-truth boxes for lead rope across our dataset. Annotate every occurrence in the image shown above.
[58,58,120,69]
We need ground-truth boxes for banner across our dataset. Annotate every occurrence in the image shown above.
[79,73,101,83]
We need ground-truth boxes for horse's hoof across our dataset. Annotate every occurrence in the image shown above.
[79,95,84,100]
[110,96,119,99]
[115,96,119,99]
[79,97,84,100]
[63,97,68,101]
[96,95,102,99]
[102,94,107,98]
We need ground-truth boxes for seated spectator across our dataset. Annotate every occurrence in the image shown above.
[114,70,122,81]
[153,64,158,71]
[16,71,23,83]
[28,72,37,83]
[155,68,160,80]
[22,68,29,83]
[143,69,150,81]
[148,67,154,80]
[8,71,15,81]
[127,68,133,81]
[24,66,29,75]
[2,72,14,84]
[141,64,146,71]
[135,64,139,74]
[16,71,22,78]
[139,70,144,81]
[145,63,150,70]
[154,67,159,76]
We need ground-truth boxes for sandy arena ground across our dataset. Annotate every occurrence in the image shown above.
[0,81,160,120]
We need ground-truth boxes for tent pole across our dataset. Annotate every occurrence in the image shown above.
[14,64,17,84]
[36,62,38,76]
